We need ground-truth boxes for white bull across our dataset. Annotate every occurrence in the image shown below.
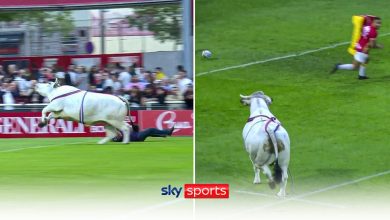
[35,81,131,144]
[241,91,290,197]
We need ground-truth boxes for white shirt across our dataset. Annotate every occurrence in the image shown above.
[103,78,114,89]
[118,71,131,88]
[3,91,15,110]
[68,71,77,85]
[14,76,29,92]
[178,78,192,94]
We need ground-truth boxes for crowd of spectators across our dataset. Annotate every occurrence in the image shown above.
[0,63,193,109]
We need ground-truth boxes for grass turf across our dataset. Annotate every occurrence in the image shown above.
[0,137,192,198]
[195,0,390,197]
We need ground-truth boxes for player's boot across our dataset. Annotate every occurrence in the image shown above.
[330,63,340,74]
[169,126,175,136]
[358,75,369,80]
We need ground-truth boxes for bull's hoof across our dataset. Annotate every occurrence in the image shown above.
[38,122,47,128]
[268,181,276,189]
[277,191,286,197]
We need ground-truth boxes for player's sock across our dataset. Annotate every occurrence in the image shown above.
[358,66,366,77]
[338,64,354,70]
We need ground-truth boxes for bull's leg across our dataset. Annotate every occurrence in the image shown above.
[276,133,290,197]
[277,165,288,197]
[39,106,51,127]
[39,105,62,127]
[109,121,131,144]
[98,125,116,144]
[249,153,261,184]
[119,122,131,144]
[253,165,261,184]
[262,165,276,189]
[39,107,57,127]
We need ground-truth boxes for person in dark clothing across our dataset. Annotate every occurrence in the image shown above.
[64,72,73,86]
[112,124,175,142]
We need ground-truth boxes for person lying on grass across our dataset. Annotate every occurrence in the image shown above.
[112,124,175,142]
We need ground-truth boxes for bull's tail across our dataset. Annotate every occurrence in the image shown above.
[269,130,282,183]
[118,96,132,125]
[267,127,279,160]
[273,160,283,184]
[265,121,282,183]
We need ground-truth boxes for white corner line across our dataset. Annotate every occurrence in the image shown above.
[197,32,390,77]
[229,170,390,218]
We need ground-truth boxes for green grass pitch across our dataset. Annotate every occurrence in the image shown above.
[195,0,390,202]
[0,137,192,199]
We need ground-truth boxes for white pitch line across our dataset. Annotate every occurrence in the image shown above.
[0,139,96,153]
[197,32,390,77]
[235,190,346,209]
[229,170,390,218]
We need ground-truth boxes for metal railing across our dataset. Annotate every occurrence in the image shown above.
[0,100,187,112]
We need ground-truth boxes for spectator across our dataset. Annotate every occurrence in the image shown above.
[1,82,19,110]
[140,70,151,83]
[124,75,145,91]
[155,67,166,80]
[65,64,77,86]
[111,74,122,95]
[102,71,113,88]
[75,66,89,90]
[118,66,131,87]
[177,65,184,72]
[156,86,167,105]
[128,65,137,77]
[166,85,183,101]
[183,83,193,109]
[177,70,192,95]
[2,63,188,108]
[39,67,55,82]
[13,69,28,92]
[129,86,143,107]
[54,66,66,85]
[143,84,157,102]
[14,69,34,102]
[161,78,173,92]
[93,71,104,91]
[7,64,18,81]
[89,65,98,86]
[135,65,144,76]
[0,65,6,82]
[103,86,113,94]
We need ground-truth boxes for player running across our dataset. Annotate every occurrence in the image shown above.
[331,16,382,79]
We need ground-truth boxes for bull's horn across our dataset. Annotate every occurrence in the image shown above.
[53,78,61,88]
[240,94,251,99]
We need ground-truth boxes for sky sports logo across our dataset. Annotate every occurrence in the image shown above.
[161,184,229,199]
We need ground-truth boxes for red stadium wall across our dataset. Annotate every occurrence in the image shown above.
[0,110,192,138]
[0,53,143,71]
[139,110,193,136]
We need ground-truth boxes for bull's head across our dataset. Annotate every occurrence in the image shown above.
[35,82,57,97]
[240,91,273,106]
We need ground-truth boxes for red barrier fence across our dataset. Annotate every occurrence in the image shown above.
[0,110,192,138]
[0,53,143,71]
[139,110,193,136]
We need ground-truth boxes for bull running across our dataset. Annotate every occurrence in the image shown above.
[35,80,131,144]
